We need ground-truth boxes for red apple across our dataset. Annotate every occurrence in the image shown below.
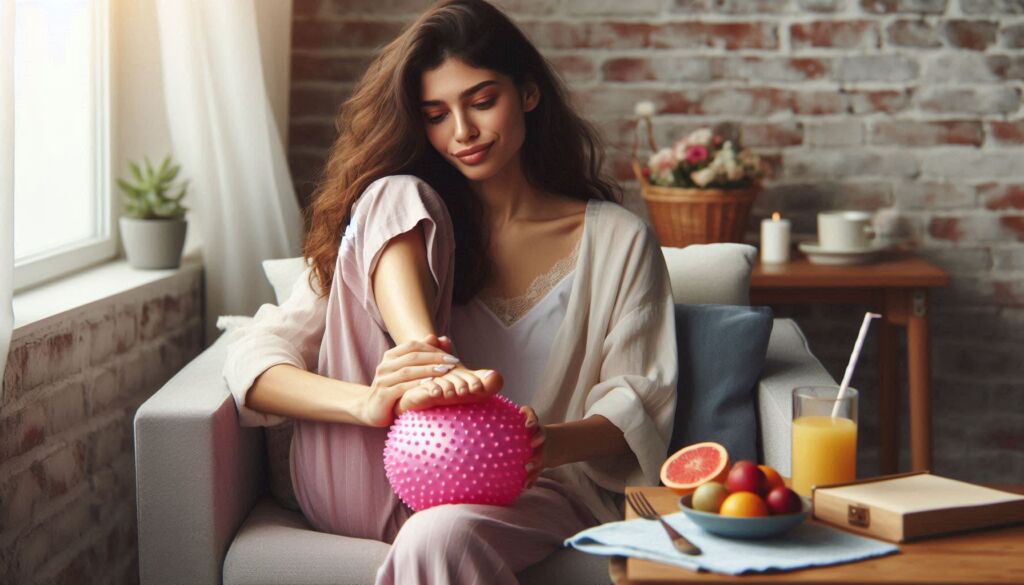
[725,460,766,495]
[765,486,803,515]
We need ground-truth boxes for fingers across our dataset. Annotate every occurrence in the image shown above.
[437,336,454,354]
[390,363,456,385]
[524,436,545,489]
[520,405,538,428]
[423,334,454,354]
[378,346,460,379]
[385,339,451,361]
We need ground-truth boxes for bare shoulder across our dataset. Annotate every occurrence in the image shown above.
[544,195,588,220]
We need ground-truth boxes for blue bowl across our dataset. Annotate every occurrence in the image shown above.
[678,494,811,539]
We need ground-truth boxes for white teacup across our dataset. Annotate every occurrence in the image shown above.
[817,211,876,251]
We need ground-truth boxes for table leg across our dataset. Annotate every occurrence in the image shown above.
[907,288,932,472]
[878,317,900,475]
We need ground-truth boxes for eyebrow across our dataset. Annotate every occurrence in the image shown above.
[420,80,499,107]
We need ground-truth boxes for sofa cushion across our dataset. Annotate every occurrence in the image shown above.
[669,304,774,463]
[660,243,755,306]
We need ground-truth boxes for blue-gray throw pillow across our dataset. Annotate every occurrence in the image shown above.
[669,304,774,463]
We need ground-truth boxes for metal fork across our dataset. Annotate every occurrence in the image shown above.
[626,491,702,556]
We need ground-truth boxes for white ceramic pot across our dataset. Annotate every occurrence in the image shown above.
[119,217,188,269]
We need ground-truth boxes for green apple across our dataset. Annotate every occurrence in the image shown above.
[692,481,729,513]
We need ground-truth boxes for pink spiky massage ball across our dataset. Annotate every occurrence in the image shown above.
[383,395,532,511]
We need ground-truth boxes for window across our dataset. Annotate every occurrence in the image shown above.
[12,0,113,292]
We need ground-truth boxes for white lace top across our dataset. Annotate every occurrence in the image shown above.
[448,240,580,407]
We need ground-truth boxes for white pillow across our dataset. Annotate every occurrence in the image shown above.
[660,243,756,306]
[262,256,310,304]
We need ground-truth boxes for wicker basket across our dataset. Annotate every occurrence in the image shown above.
[631,120,759,248]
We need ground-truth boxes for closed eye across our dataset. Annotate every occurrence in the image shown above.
[424,98,497,125]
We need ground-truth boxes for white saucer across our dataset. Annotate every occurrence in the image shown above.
[798,241,889,265]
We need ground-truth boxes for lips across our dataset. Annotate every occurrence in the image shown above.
[453,142,493,165]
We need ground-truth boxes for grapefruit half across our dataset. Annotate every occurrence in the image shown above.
[659,442,730,495]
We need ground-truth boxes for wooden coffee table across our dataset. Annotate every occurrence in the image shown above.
[610,486,1024,584]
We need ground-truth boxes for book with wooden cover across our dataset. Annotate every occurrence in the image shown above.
[811,471,1024,543]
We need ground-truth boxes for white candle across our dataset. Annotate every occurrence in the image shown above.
[761,212,791,264]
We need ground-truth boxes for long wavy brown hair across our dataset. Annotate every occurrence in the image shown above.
[302,0,621,303]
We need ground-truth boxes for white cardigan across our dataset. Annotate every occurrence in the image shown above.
[222,199,678,524]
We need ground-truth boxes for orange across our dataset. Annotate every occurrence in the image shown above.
[759,465,785,493]
[719,492,769,517]
[659,442,730,496]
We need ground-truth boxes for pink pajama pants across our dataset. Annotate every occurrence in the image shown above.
[289,176,598,584]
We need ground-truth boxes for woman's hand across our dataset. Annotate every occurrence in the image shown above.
[362,334,460,427]
[521,405,551,490]
[394,366,503,416]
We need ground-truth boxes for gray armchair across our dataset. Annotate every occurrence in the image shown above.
[134,317,835,585]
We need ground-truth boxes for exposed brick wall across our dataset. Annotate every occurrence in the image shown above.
[1,267,204,585]
[287,1,1024,482]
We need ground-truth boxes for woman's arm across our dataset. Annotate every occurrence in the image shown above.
[372,223,438,344]
[247,332,460,428]
[520,410,630,487]
[246,224,439,426]
[372,222,505,413]
[544,415,630,468]
[247,364,374,425]
[248,223,497,426]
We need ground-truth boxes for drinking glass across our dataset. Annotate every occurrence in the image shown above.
[791,386,859,497]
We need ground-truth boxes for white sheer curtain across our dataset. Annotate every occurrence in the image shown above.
[155,0,303,344]
[1,0,15,382]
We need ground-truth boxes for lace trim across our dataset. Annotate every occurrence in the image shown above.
[479,238,581,327]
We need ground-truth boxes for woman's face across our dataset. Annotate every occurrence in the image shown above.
[419,58,538,183]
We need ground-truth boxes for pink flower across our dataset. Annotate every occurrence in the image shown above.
[685,145,709,164]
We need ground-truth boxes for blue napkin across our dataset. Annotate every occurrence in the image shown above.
[565,512,899,575]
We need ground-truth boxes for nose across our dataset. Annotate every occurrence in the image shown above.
[452,109,478,144]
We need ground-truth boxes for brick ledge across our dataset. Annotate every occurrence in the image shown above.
[12,252,203,340]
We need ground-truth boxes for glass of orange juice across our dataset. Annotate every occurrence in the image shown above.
[791,386,858,497]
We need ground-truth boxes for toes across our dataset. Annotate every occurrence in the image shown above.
[478,370,503,395]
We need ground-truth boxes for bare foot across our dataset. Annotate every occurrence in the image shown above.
[395,367,504,416]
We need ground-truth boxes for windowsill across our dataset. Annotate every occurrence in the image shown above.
[12,251,204,339]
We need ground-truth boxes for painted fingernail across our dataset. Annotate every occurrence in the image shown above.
[433,364,454,373]
[525,418,536,427]
[442,355,460,364]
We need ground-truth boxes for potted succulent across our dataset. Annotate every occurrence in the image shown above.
[632,101,765,248]
[117,155,189,269]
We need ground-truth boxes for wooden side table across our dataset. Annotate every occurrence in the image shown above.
[611,486,1024,584]
[749,251,949,474]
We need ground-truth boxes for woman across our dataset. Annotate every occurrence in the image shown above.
[223,1,677,583]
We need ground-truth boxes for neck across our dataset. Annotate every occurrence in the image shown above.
[469,156,547,230]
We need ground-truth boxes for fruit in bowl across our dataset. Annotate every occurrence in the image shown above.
[676,460,810,539]
[679,491,810,539]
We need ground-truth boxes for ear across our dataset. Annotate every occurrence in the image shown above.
[521,81,540,113]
